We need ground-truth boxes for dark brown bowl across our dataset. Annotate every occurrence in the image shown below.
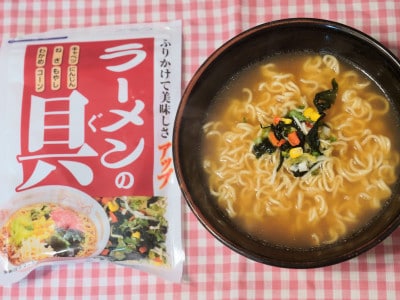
[173,18,400,268]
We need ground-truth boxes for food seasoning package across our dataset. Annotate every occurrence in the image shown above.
[0,20,184,284]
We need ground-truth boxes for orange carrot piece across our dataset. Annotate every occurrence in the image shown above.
[109,211,118,223]
[100,197,114,205]
[273,116,281,125]
[277,139,286,147]
[101,248,110,256]
[268,131,280,147]
[288,131,301,146]
[269,131,286,147]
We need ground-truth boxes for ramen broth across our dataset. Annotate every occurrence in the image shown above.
[202,53,400,247]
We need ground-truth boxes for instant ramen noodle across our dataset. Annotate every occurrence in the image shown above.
[0,21,183,284]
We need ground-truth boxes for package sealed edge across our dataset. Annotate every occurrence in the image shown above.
[0,20,184,284]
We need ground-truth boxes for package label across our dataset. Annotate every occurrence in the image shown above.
[0,21,183,284]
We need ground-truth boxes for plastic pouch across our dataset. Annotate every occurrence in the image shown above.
[0,20,184,284]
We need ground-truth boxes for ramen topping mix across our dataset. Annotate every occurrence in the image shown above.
[0,21,183,284]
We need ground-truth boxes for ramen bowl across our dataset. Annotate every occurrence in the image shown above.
[173,18,400,268]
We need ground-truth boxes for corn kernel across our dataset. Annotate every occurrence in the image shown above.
[303,107,314,118]
[289,147,303,159]
[107,200,119,212]
[281,117,293,124]
[303,107,320,122]
[311,112,320,121]
[131,231,141,239]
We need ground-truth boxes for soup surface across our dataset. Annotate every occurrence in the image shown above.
[202,53,400,247]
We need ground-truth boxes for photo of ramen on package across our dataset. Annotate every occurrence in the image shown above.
[0,21,184,284]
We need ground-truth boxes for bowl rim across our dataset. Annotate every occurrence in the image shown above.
[173,17,400,268]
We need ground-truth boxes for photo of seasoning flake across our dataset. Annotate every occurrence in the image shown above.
[96,196,168,265]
